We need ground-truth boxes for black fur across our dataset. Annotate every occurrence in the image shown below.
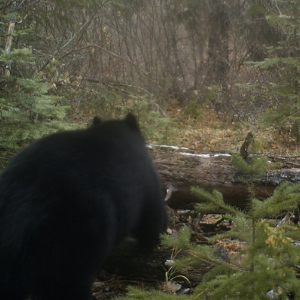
[0,113,167,300]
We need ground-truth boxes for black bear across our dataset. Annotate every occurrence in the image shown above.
[0,113,167,300]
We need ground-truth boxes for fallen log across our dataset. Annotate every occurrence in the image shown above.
[148,145,300,210]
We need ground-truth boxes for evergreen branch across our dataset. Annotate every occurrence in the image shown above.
[231,154,251,173]
[254,182,300,219]
[192,186,242,216]
[160,227,192,252]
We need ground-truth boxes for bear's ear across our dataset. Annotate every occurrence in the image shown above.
[125,113,140,132]
[93,116,102,125]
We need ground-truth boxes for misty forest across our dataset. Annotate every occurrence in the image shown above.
[1,1,300,299]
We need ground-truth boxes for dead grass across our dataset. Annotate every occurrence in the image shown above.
[165,102,300,155]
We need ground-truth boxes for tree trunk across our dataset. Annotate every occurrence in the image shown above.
[148,145,300,210]
[3,20,15,76]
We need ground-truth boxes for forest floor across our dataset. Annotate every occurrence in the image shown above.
[146,100,300,156]
[92,211,300,299]
[92,212,238,299]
